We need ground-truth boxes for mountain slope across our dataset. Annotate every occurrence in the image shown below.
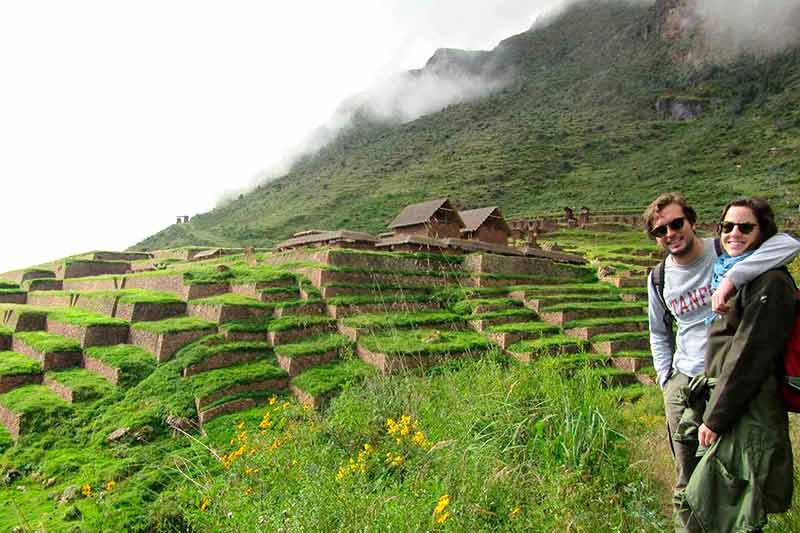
[134,0,800,251]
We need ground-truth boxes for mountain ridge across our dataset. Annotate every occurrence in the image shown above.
[133,0,800,251]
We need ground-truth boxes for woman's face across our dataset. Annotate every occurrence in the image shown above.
[721,205,761,256]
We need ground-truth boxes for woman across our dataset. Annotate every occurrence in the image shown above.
[683,198,796,532]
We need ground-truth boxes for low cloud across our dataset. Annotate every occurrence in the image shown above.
[694,0,800,60]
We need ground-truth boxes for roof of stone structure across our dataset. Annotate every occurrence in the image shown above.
[458,207,509,232]
[276,230,378,250]
[388,198,464,229]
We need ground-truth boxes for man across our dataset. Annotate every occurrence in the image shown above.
[643,192,800,528]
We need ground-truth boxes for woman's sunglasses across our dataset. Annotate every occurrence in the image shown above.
[650,217,685,238]
[719,221,757,234]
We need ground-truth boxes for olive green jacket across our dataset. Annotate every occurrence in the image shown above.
[684,269,796,532]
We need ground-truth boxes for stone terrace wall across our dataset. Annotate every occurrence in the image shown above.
[463,253,589,280]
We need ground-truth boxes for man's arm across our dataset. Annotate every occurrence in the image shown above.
[647,270,674,388]
[713,233,800,312]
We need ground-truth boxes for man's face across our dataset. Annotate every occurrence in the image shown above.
[652,203,697,258]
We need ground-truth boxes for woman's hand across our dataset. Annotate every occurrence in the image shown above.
[712,278,736,313]
[698,423,718,448]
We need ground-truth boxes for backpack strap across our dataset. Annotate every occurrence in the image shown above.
[651,257,676,352]
[713,237,722,256]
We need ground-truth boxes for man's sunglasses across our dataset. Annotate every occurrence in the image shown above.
[719,221,757,234]
[650,217,685,238]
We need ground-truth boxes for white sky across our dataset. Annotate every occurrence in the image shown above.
[0,0,565,275]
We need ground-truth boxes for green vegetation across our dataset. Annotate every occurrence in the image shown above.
[47,308,128,327]
[339,310,462,330]
[218,317,271,334]
[0,385,70,432]
[469,308,537,321]
[0,324,12,337]
[82,289,183,305]
[326,294,432,306]
[45,368,114,402]
[507,335,586,355]
[83,345,157,388]
[189,293,272,309]
[273,298,323,309]
[179,338,274,368]
[591,331,650,343]
[189,360,287,399]
[0,288,25,295]
[0,280,19,289]
[267,315,335,333]
[563,315,648,329]
[451,297,521,315]
[0,352,41,377]
[131,316,216,334]
[540,301,644,313]
[274,334,351,358]
[484,321,559,335]
[360,329,491,356]
[14,332,81,353]
[290,358,375,396]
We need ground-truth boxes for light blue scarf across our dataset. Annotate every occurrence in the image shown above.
[705,250,754,324]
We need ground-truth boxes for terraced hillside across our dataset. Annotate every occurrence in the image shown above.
[2,224,799,531]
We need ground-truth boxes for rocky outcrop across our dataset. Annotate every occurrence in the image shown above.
[655,95,708,120]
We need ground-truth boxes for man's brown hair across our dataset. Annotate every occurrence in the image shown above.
[642,192,698,239]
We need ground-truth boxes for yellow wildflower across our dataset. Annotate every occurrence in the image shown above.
[244,487,253,496]
[435,512,449,524]
[509,506,521,519]
[411,431,429,449]
[385,452,405,467]
[81,484,92,497]
[237,420,245,430]
[269,396,277,406]
[363,443,374,454]
[105,480,116,492]
[199,496,210,512]
[435,494,450,514]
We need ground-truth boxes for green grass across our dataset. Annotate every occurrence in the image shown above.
[0,352,41,377]
[469,308,537,321]
[326,294,432,306]
[507,335,586,354]
[45,368,114,402]
[562,315,648,329]
[273,298,323,309]
[511,283,620,295]
[338,310,462,330]
[189,293,273,309]
[267,315,335,333]
[14,332,81,353]
[451,297,521,315]
[259,286,300,295]
[0,324,12,337]
[131,316,216,334]
[218,317,271,334]
[47,308,128,327]
[290,358,375,396]
[613,350,652,359]
[0,288,25,295]
[78,289,183,305]
[190,360,288,399]
[0,280,19,289]
[274,334,351,358]
[179,338,274,368]
[484,321,560,335]
[359,329,492,356]
[0,385,70,432]
[83,345,157,388]
[540,301,644,313]
[590,331,650,343]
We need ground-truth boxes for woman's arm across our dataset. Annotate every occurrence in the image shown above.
[703,270,796,434]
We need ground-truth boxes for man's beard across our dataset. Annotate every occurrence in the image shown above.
[669,233,695,258]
